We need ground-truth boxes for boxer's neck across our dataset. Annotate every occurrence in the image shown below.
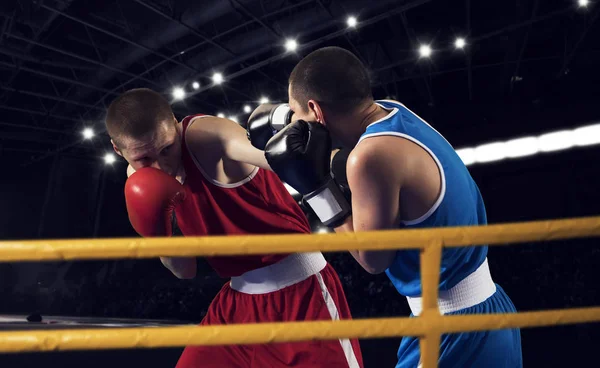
[343,102,391,147]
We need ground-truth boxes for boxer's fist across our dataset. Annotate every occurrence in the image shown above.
[331,148,352,203]
[124,167,186,237]
[265,120,331,195]
[247,103,293,150]
[265,120,351,227]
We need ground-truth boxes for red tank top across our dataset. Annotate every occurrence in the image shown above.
[174,114,311,277]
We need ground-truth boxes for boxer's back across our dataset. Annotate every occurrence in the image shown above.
[358,100,488,297]
[174,114,311,277]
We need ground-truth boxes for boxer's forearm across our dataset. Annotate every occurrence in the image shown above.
[333,215,353,233]
[331,217,373,269]
[160,256,197,279]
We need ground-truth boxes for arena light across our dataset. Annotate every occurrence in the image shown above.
[574,124,600,146]
[456,122,600,166]
[455,148,476,166]
[81,127,94,140]
[578,0,589,7]
[285,39,298,52]
[504,136,539,158]
[538,130,575,152]
[347,16,358,28]
[259,97,270,104]
[419,44,432,58]
[243,105,252,113]
[473,142,506,163]
[172,87,186,100]
[228,116,238,123]
[455,37,466,49]
[192,81,200,90]
[103,153,116,165]
[217,113,225,118]
[212,73,224,85]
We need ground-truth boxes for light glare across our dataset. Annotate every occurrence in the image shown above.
[82,127,94,140]
[285,39,298,52]
[455,37,466,49]
[104,153,116,165]
[259,97,269,104]
[419,44,432,58]
[457,122,600,167]
[243,105,252,113]
[192,81,200,90]
[574,124,600,146]
[474,142,506,163]
[456,148,476,166]
[217,113,225,118]
[504,137,539,158]
[538,130,575,152]
[347,16,358,28]
[172,87,185,100]
[212,73,224,84]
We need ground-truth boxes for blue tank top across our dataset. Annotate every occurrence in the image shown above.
[357,100,488,297]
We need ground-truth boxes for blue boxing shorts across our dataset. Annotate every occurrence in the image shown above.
[396,283,522,368]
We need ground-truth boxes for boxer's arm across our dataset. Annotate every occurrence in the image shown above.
[160,257,196,279]
[185,116,271,170]
[126,165,197,279]
[343,140,401,274]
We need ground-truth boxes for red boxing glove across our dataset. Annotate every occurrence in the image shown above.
[124,167,186,237]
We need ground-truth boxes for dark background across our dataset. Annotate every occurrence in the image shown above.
[1,0,600,367]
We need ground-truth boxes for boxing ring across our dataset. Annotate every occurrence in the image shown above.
[1,217,600,368]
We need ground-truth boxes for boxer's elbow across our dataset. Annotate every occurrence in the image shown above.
[160,257,197,279]
[173,267,197,280]
[358,251,396,275]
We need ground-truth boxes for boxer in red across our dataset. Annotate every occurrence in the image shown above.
[104,88,363,368]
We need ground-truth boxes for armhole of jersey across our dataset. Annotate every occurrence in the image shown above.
[375,100,454,148]
[357,132,447,226]
[184,115,259,188]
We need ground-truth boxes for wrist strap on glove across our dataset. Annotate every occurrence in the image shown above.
[303,179,351,228]
[270,104,293,131]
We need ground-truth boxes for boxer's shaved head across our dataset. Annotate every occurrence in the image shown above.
[106,88,176,148]
[289,46,372,114]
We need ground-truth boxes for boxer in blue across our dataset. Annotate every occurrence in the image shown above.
[249,46,523,367]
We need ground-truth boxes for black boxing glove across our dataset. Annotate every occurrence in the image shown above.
[331,148,352,204]
[265,120,351,227]
[247,103,293,150]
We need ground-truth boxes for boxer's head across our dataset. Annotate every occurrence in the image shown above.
[288,46,373,147]
[106,88,182,177]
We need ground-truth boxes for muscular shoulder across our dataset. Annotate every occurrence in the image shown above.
[183,116,228,158]
[184,116,224,144]
[348,136,414,181]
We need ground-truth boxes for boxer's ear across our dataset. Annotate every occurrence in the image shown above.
[111,139,123,157]
[307,99,325,125]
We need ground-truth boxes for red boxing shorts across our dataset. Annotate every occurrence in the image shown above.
[176,252,363,368]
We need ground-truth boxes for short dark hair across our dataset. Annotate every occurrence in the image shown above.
[105,88,174,147]
[289,46,372,114]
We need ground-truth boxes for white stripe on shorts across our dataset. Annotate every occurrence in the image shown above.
[315,272,360,368]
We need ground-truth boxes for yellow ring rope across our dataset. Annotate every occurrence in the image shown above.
[1,308,599,353]
[2,216,599,368]
[0,216,598,261]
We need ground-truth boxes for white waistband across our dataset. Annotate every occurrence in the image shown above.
[407,258,496,316]
[230,252,327,294]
